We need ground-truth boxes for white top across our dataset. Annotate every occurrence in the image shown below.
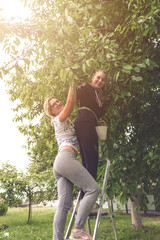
[53,116,78,152]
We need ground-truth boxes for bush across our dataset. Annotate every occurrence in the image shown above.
[0,198,8,216]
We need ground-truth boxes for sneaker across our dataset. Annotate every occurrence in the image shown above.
[69,228,92,240]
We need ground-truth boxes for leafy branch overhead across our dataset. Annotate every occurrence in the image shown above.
[0,0,160,228]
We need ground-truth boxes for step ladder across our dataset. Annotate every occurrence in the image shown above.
[65,157,119,240]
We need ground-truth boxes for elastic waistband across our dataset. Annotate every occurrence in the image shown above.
[59,147,77,156]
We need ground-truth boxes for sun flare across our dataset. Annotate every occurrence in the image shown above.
[0,0,30,20]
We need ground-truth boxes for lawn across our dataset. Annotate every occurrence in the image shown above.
[0,207,160,240]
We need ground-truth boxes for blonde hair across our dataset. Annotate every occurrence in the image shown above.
[43,97,55,116]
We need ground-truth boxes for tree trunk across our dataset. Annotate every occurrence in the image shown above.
[130,190,143,229]
[27,196,32,224]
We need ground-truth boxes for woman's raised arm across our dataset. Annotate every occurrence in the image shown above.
[59,85,76,122]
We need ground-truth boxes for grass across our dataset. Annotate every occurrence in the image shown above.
[0,207,160,240]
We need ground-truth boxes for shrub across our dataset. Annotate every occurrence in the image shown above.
[0,198,8,216]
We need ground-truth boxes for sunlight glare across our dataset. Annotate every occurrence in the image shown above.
[0,0,30,20]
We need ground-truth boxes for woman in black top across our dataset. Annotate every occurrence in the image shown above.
[74,70,107,181]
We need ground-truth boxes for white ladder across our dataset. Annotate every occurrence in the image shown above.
[65,158,119,240]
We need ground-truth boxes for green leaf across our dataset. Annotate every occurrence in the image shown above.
[134,67,140,73]
[71,64,79,69]
[106,53,115,59]
[131,76,143,81]
[82,63,86,73]
[115,71,120,81]
[86,60,90,67]
[149,60,159,68]
[106,53,111,59]
[123,65,133,71]
[137,63,146,68]
[95,4,102,10]
[122,64,133,74]
[114,94,119,102]
[143,27,151,37]
[49,140,53,150]
[151,163,156,169]
[89,17,93,23]
[145,58,150,66]
[149,151,153,158]
[86,59,98,69]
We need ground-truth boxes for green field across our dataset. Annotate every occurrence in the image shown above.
[0,207,160,240]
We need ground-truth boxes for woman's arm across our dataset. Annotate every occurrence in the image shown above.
[59,85,76,122]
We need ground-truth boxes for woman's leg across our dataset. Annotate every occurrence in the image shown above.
[74,122,99,180]
[54,149,100,229]
[53,168,73,240]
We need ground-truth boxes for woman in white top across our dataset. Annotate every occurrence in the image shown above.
[44,85,100,240]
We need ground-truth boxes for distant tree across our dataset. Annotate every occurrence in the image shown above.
[0,198,8,216]
[0,162,56,224]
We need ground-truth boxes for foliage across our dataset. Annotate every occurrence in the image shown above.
[0,162,57,223]
[96,0,160,211]
[0,199,8,216]
[0,163,22,207]
[0,0,160,228]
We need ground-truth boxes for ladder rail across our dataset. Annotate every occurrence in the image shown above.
[93,159,110,240]
[107,196,119,240]
[65,191,81,239]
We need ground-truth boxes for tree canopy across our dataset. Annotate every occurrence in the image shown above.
[0,0,160,228]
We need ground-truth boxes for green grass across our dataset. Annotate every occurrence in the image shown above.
[0,207,160,240]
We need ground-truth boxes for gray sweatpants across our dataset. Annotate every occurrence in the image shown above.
[53,149,100,240]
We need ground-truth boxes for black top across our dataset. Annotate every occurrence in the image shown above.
[74,83,106,124]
